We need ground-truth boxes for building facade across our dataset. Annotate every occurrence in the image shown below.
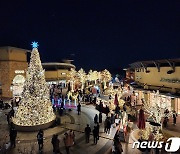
[0,47,29,98]
[0,47,75,98]
[42,61,76,87]
[128,59,180,114]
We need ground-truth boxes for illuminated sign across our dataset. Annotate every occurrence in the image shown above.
[160,78,180,84]
[15,70,25,74]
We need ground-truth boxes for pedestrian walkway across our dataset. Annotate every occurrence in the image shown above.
[0,104,143,154]
[162,115,180,137]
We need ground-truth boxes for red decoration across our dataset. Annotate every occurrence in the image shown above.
[138,109,146,129]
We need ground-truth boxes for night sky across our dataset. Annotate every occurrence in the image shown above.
[0,1,180,74]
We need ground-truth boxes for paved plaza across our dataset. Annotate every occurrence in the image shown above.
[0,104,143,154]
[1,97,180,154]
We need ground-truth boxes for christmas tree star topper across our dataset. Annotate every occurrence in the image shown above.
[31,41,39,48]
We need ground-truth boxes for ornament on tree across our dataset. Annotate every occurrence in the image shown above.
[12,42,56,127]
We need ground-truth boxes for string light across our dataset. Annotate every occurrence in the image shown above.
[12,47,55,126]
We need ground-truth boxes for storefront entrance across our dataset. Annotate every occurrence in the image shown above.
[47,80,66,88]
[149,92,171,111]
[175,98,180,114]
[12,75,25,97]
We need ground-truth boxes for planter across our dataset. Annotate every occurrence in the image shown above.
[13,120,55,132]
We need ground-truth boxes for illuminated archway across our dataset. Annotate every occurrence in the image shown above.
[12,75,25,97]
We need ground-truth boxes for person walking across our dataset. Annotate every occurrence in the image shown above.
[99,112,102,123]
[69,130,75,145]
[64,133,70,154]
[85,124,91,143]
[117,141,123,154]
[105,105,110,116]
[7,113,10,125]
[125,124,131,143]
[9,127,17,148]
[96,123,100,140]
[94,114,98,124]
[99,101,103,112]
[64,131,74,154]
[77,103,81,115]
[115,105,120,115]
[93,126,98,144]
[173,110,177,125]
[106,118,111,135]
[104,118,108,133]
[163,117,168,128]
[51,134,61,154]
[110,113,115,125]
[0,98,3,109]
[37,129,44,152]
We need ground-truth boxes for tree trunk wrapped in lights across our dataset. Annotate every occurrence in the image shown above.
[12,47,55,127]
[101,69,112,89]
[67,68,78,92]
[87,70,99,85]
[77,68,86,90]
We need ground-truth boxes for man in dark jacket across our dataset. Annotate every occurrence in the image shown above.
[77,103,81,115]
[10,127,17,148]
[85,124,91,143]
[93,126,98,144]
[51,134,61,154]
[99,112,102,123]
[37,129,44,152]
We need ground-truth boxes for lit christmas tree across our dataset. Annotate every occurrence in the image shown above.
[12,42,55,126]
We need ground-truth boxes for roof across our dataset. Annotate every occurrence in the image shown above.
[129,58,180,68]
[42,62,76,70]
[0,46,31,53]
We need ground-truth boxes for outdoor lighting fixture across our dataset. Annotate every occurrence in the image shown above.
[10,84,13,91]
[167,70,174,74]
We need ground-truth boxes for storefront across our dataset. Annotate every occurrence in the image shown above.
[175,97,180,114]
[47,80,67,88]
[12,74,25,97]
[149,92,171,111]
[134,90,144,106]
[128,89,144,106]
[130,88,174,111]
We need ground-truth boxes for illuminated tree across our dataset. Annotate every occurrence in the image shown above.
[87,70,99,84]
[143,90,172,140]
[77,68,86,90]
[12,44,55,126]
[87,70,93,82]
[67,68,78,91]
[101,69,112,89]
[97,71,102,82]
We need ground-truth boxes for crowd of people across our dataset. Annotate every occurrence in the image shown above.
[163,110,178,128]
[0,82,179,154]
[0,99,11,110]
[36,129,75,154]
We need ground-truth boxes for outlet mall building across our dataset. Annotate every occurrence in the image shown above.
[0,46,75,99]
[125,59,180,114]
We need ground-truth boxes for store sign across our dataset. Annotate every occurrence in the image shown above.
[160,78,180,84]
[132,137,180,152]
[15,70,25,74]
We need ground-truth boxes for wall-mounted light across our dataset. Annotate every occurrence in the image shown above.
[167,70,174,74]
[10,84,13,91]
[146,70,150,73]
